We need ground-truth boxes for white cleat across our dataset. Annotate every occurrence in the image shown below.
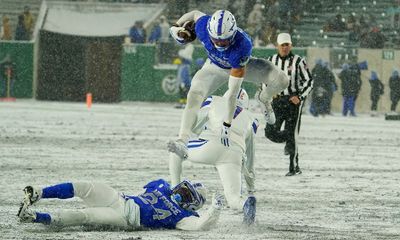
[167,140,188,159]
[263,102,276,125]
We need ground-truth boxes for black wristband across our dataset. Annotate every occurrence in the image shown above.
[172,23,180,27]
[223,122,231,127]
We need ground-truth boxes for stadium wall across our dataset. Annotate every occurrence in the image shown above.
[120,44,306,102]
[2,40,398,113]
[0,42,33,98]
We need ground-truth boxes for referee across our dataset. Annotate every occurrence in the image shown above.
[264,33,313,176]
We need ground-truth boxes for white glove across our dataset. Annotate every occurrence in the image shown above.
[169,26,186,45]
[211,193,224,210]
[220,122,231,147]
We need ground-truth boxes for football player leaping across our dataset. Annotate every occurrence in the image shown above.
[168,88,258,225]
[17,179,223,230]
[169,9,288,175]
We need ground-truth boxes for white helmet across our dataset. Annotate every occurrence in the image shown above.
[224,88,249,109]
[207,10,238,51]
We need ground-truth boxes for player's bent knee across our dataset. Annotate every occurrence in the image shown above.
[276,71,289,91]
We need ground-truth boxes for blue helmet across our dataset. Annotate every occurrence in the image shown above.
[171,180,206,212]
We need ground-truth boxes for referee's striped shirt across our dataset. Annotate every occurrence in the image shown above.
[268,52,313,100]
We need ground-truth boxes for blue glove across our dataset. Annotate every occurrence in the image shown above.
[220,122,231,147]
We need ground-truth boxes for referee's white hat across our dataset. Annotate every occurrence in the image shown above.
[277,33,292,45]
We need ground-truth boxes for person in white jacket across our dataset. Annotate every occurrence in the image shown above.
[168,88,258,225]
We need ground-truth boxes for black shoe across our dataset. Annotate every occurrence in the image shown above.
[295,166,302,175]
[284,144,290,155]
[285,170,296,176]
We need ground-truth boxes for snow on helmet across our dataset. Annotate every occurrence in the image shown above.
[207,10,238,51]
[171,180,207,212]
[224,88,249,109]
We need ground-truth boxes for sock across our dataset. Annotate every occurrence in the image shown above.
[34,212,52,225]
[42,183,74,199]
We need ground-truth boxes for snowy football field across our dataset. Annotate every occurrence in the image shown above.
[0,100,399,240]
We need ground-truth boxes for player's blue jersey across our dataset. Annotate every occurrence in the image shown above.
[195,15,252,69]
[126,179,198,229]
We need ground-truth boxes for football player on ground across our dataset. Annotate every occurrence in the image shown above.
[17,179,223,230]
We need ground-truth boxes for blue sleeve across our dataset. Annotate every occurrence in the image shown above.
[143,179,171,192]
[195,15,210,43]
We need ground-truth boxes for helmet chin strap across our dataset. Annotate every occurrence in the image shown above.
[215,45,229,51]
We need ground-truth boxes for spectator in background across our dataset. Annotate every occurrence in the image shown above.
[310,60,337,117]
[15,15,29,41]
[339,63,362,117]
[230,0,247,27]
[0,54,17,98]
[260,21,278,47]
[23,6,34,39]
[368,71,384,116]
[389,70,400,112]
[386,0,400,28]
[324,14,346,32]
[360,27,386,49]
[266,0,281,27]
[148,15,170,43]
[1,15,12,40]
[346,14,361,42]
[129,21,146,43]
[175,44,194,109]
[247,3,265,46]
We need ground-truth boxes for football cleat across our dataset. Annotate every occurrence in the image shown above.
[243,196,256,225]
[167,140,188,159]
[255,88,276,125]
[263,103,276,125]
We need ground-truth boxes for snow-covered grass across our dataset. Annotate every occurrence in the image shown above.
[1,100,399,240]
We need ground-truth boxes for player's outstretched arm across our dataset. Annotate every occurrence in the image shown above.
[175,10,206,26]
[175,194,223,231]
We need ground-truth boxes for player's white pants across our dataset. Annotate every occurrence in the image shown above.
[49,182,139,228]
[178,58,288,142]
[171,138,246,211]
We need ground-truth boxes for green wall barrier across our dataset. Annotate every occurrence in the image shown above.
[0,42,33,98]
[120,44,306,102]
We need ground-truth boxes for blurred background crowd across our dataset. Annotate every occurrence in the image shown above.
[1,0,400,49]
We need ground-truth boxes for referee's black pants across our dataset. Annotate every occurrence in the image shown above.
[264,95,304,172]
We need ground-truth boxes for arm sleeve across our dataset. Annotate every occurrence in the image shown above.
[175,207,221,231]
[225,75,243,124]
[176,10,206,25]
[243,119,258,194]
[298,58,314,100]
[169,153,183,187]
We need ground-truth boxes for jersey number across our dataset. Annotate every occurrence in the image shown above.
[139,193,172,220]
